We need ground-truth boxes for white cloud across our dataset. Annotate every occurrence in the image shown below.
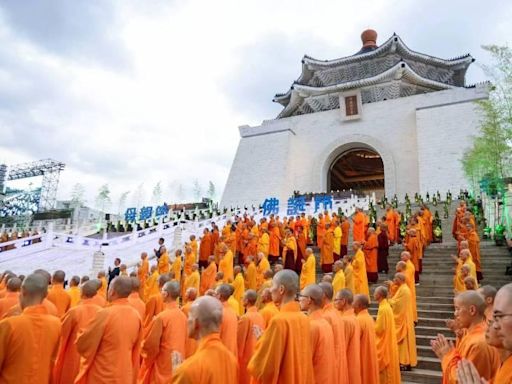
[0,0,511,208]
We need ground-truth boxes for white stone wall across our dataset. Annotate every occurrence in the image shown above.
[221,85,489,209]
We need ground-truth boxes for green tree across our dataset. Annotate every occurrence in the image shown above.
[95,184,111,212]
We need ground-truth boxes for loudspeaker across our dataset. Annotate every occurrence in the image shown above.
[105,214,111,221]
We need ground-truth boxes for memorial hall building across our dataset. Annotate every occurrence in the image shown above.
[221,30,489,209]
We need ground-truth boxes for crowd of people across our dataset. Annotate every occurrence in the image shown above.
[0,201,509,384]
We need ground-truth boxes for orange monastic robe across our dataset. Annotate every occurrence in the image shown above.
[405,234,422,272]
[183,250,195,276]
[245,261,257,291]
[248,301,315,384]
[67,286,82,308]
[386,210,397,243]
[323,303,349,384]
[344,263,355,293]
[316,217,326,248]
[310,310,336,384]
[259,301,279,328]
[321,229,334,266]
[220,302,238,357]
[237,306,265,384]
[75,298,143,384]
[200,262,217,295]
[47,283,71,317]
[199,233,212,263]
[138,258,149,300]
[128,292,146,320]
[441,321,500,383]
[269,225,281,257]
[363,232,378,273]
[183,271,200,298]
[171,333,238,383]
[352,212,366,242]
[158,252,170,275]
[375,299,401,384]
[257,232,270,258]
[493,355,512,384]
[139,301,187,384]
[171,257,182,284]
[144,294,164,330]
[98,277,107,298]
[404,260,418,322]
[0,304,61,384]
[341,308,362,384]
[341,220,350,247]
[144,270,160,301]
[256,257,270,289]
[352,249,369,297]
[219,250,234,283]
[466,229,482,273]
[388,284,418,368]
[0,291,19,318]
[53,299,102,384]
[300,253,316,289]
[181,301,197,358]
[356,309,379,384]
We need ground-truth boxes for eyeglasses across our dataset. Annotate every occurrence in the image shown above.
[492,313,512,323]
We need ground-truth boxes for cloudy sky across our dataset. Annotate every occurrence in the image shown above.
[0,0,511,210]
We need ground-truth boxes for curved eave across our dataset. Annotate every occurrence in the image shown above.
[276,61,455,118]
[303,34,473,69]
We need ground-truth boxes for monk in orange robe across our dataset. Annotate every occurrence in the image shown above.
[248,270,315,383]
[464,223,483,281]
[181,288,198,358]
[321,223,335,273]
[352,242,369,298]
[256,252,271,289]
[244,256,257,290]
[144,266,160,301]
[352,208,366,242]
[0,274,61,383]
[299,284,335,384]
[374,286,401,384]
[354,294,380,384]
[53,281,102,384]
[431,290,500,383]
[268,223,281,263]
[171,250,182,284]
[363,227,379,283]
[157,251,170,275]
[200,256,217,295]
[0,276,21,318]
[144,274,171,329]
[319,282,349,384]
[139,281,187,384]
[67,275,82,308]
[183,245,195,276]
[75,276,143,384]
[137,252,149,300]
[258,288,279,328]
[335,288,362,384]
[172,296,238,383]
[385,206,397,244]
[97,271,108,298]
[316,213,326,248]
[237,290,265,384]
[405,228,422,283]
[47,270,71,317]
[128,277,145,320]
[215,284,238,357]
[282,229,300,274]
[389,273,417,370]
[340,216,350,257]
[199,228,212,270]
[183,264,200,301]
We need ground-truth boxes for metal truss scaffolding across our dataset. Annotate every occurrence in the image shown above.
[7,159,65,211]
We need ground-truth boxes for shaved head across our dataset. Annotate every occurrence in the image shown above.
[6,277,21,292]
[130,277,140,292]
[158,274,171,288]
[353,294,370,313]
[337,288,354,304]
[216,284,233,301]
[374,286,388,301]
[33,269,51,284]
[186,287,198,301]
[273,270,299,296]
[478,285,497,302]
[303,284,324,307]
[493,283,512,350]
[81,280,99,298]
[455,291,486,317]
[244,289,258,306]
[52,270,66,284]
[70,276,80,287]
[20,273,49,309]
[319,282,334,301]
[261,288,272,303]
[162,281,181,300]
[188,296,224,338]
[110,276,133,299]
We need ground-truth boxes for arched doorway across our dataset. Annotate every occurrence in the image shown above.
[328,148,385,198]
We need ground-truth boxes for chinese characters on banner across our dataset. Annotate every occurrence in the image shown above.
[261,195,333,216]
[124,204,169,223]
